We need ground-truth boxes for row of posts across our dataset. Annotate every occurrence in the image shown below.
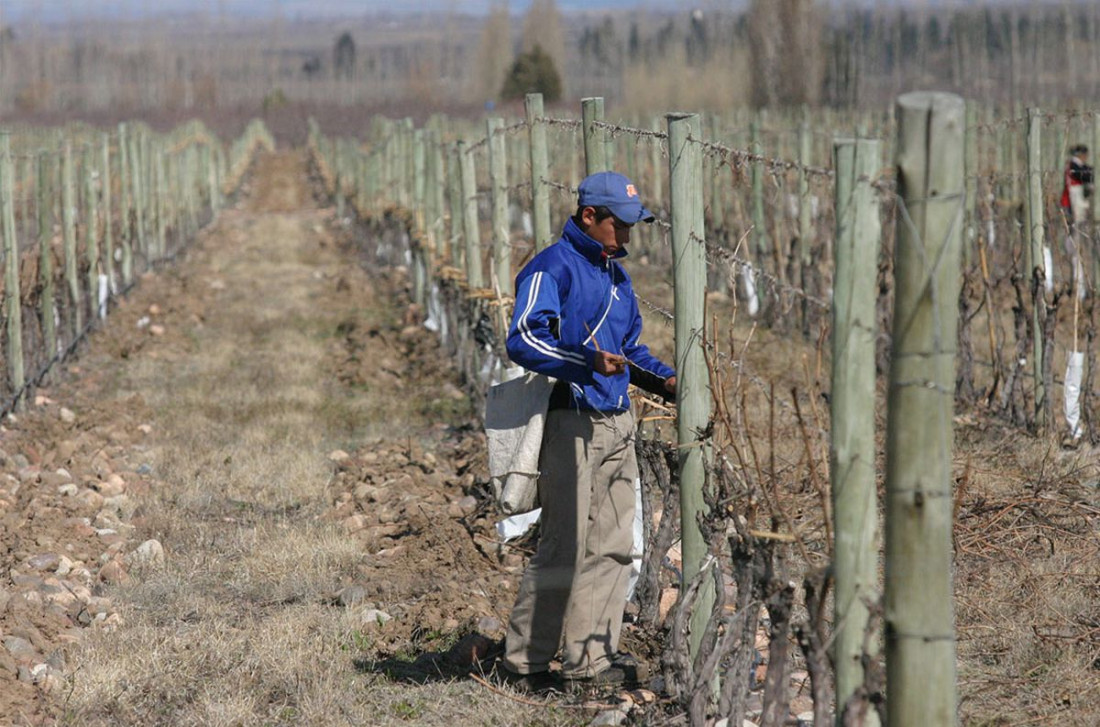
[314,92,965,725]
[1,120,275,412]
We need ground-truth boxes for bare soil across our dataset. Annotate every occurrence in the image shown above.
[0,149,1097,727]
[0,151,592,726]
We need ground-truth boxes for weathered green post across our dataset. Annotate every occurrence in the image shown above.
[334,152,346,220]
[1026,107,1046,428]
[526,93,551,251]
[582,97,607,175]
[832,137,882,727]
[208,141,221,217]
[709,115,726,231]
[650,116,663,208]
[129,130,146,262]
[118,124,133,287]
[38,152,57,359]
[411,130,428,308]
[82,144,99,319]
[1092,113,1100,293]
[458,141,482,289]
[18,156,32,248]
[62,141,82,335]
[448,145,463,268]
[667,112,712,660]
[101,134,114,293]
[487,118,512,300]
[964,103,979,269]
[155,146,167,260]
[798,114,813,266]
[1,134,24,406]
[885,91,963,727]
[750,120,768,258]
[430,130,447,257]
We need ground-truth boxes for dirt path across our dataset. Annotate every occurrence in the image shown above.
[0,152,582,726]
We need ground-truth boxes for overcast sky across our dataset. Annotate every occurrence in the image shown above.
[4,0,649,23]
[2,0,1000,24]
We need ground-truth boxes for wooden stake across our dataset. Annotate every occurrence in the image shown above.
[582,97,607,175]
[1,134,24,407]
[487,118,512,300]
[1026,107,1046,428]
[82,144,98,320]
[831,137,882,726]
[62,141,82,335]
[458,141,482,289]
[526,93,551,252]
[667,111,712,662]
[885,91,963,727]
[37,151,57,359]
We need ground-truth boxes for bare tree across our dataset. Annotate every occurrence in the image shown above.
[520,0,565,95]
[748,0,823,108]
[334,31,355,80]
[473,0,511,104]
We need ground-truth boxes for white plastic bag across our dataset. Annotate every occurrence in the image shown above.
[1064,351,1084,440]
[485,370,555,514]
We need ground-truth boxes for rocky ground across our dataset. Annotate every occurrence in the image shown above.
[0,150,688,727]
[1,148,1096,727]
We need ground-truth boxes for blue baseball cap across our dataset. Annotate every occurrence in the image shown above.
[577,171,656,224]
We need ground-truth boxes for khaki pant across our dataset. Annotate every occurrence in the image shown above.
[504,408,637,678]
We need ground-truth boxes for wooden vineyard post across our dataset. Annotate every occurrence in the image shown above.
[1,134,24,407]
[101,134,114,293]
[447,145,463,268]
[458,141,482,289]
[1026,107,1047,428]
[413,130,426,229]
[798,114,814,334]
[155,146,167,260]
[650,116,663,209]
[132,130,148,262]
[750,119,769,258]
[667,112,712,661]
[118,124,133,287]
[62,141,82,336]
[1093,113,1100,293]
[964,102,978,269]
[38,152,57,359]
[582,97,607,175]
[334,148,345,220]
[708,115,726,232]
[82,145,99,320]
[185,146,198,239]
[430,130,447,257]
[487,118,512,301]
[526,93,551,252]
[208,142,221,218]
[885,91,963,727]
[411,131,427,308]
[832,137,882,726]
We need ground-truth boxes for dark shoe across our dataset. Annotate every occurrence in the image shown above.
[495,667,562,694]
[564,654,645,690]
[565,664,635,690]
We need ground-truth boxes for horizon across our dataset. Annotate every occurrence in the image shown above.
[1,0,1040,25]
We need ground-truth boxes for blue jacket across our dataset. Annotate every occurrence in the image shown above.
[506,217,675,412]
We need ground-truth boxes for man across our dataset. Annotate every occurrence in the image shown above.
[1061,143,1093,226]
[499,171,676,691]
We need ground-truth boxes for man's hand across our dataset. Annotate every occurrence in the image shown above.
[664,376,677,395]
[594,351,627,376]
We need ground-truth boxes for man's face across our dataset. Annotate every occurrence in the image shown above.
[580,207,633,256]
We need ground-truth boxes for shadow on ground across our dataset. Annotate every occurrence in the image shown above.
[355,632,503,685]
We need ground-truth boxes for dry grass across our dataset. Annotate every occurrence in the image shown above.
[58,154,585,727]
[631,247,1099,724]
